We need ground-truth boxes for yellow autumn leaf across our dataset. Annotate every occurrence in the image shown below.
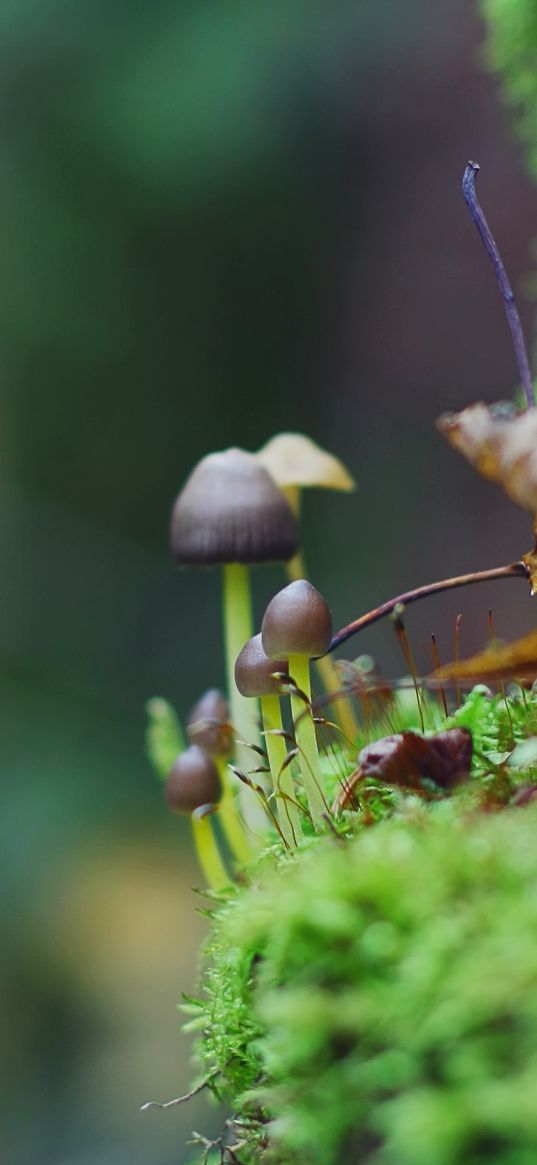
[433,627,537,683]
[522,544,537,597]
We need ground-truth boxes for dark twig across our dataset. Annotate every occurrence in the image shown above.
[326,561,529,654]
[463,161,535,409]
[140,1070,220,1113]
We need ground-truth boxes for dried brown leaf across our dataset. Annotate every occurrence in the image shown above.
[437,402,537,514]
[332,728,472,811]
[522,540,537,596]
[434,627,537,682]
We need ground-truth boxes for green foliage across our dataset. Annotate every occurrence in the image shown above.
[145,697,185,779]
[482,0,537,180]
[191,687,537,1163]
[184,887,266,1104]
[445,683,537,768]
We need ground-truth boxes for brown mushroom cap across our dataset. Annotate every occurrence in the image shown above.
[164,745,221,814]
[261,579,333,659]
[235,633,289,698]
[170,447,298,565]
[257,432,355,491]
[187,689,232,757]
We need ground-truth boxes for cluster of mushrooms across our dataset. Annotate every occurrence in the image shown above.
[157,167,537,889]
[162,434,356,885]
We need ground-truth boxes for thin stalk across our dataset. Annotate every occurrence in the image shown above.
[454,612,463,707]
[431,634,448,716]
[260,693,303,846]
[222,563,264,828]
[288,653,328,831]
[284,484,359,743]
[463,161,535,409]
[191,814,229,890]
[222,563,257,756]
[315,657,359,742]
[392,605,424,731]
[327,561,529,653]
[215,757,254,864]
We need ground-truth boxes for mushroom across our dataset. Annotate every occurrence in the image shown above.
[235,635,302,846]
[187,688,232,757]
[261,579,333,831]
[257,432,357,743]
[165,745,228,888]
[257,431,355,521]
[170,447,299,799]
[187,688,253,864]
[165,744,222,813]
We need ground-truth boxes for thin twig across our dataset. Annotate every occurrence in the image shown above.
[463,161,535,409]
[140,1070,220,1113]
[326,561,528,653]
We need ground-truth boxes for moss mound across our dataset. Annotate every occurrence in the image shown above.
[483,0,537,183]
[193,794,537,1164]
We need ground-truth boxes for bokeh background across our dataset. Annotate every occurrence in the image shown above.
[2,2,537,1162]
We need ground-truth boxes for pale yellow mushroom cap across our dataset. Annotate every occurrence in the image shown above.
[257,432,356,492]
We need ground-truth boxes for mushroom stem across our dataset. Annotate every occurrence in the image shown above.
[215,757,255,863]
[260,694,303,846]
[283,483,308,582]
[191,814,229,890]
[286,545,359,745]
[283,484,301,517]
[288,653,328,831]
[222,563,261,793]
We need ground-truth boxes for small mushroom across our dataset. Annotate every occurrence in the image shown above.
[165,745,222,814]
[257,433,357,743]
[186,688,252,864]
[170,447,299,808]
[261,580,333,830]
[164,745,228,889]
[171,447,298,564]
[187,689,232,757]
[235,635,302,846]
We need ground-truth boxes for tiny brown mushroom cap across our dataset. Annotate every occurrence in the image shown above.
[187,689,231,757]
[261,579,333,659]
[257,432,355,491]
[235,634,289,698]
[164,745,221,814]
[170,447,298,565]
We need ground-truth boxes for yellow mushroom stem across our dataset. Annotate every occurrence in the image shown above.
[260,693,303,847]
[288,653,328,832]
[215,756,255,863]
[191,812,229,890]
[222,563,258,757]
[283,487,358,745]
[222,562,265,831]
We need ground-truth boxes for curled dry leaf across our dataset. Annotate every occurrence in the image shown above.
[522,543,537,597]
[437,402,537,514]
[332,727,472,811]
[433,627,537,683]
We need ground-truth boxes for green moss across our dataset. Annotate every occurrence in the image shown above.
[189,686,537,1163]
[482,0,537,184]
[198,803,537,1163]
[445,685,537,766]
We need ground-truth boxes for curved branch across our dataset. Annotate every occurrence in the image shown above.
[326,561,529,654]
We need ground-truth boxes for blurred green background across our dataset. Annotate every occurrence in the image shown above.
[2,2,537,1162]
